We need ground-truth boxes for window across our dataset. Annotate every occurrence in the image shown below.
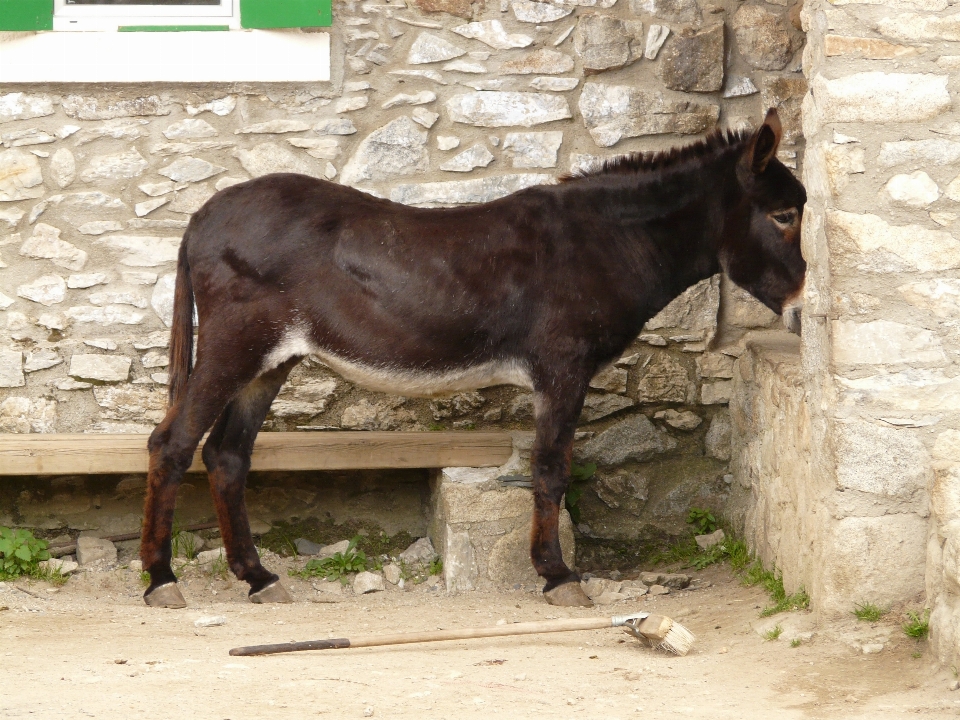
[54,0,238,31]
[0,0,332,82]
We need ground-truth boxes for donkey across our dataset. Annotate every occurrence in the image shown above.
[141,108,805,609]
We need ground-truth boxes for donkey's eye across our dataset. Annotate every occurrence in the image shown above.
[770,208,798,228]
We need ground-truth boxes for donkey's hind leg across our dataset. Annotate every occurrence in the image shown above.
[530,383,594,608]
[142,363,253,608]
[202,358,301,603]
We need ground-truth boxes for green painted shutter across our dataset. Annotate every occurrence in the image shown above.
[240,0,331,28]
[0,0,53,31]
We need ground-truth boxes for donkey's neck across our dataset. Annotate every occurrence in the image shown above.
[570,150,741,323]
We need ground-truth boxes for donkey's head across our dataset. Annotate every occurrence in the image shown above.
[721,109,807,332]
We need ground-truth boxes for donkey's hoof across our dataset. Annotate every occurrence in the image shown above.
[144,582,187,609]
[250,581,293,604]
[544,581,594,607]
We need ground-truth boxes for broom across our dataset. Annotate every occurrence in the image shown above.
[229,612,695,657]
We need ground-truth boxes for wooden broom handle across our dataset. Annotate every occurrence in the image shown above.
[230,617,613,656]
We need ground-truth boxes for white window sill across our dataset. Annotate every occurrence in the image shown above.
[0,29,330,83]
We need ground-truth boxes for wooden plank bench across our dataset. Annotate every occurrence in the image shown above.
[0,431,514,476]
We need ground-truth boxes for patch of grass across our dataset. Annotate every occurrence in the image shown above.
[687,507,718,536]
[0,526,50,580]
[903,610,930,640]
[853,602,885,623]
[726,539,751,572]
[762,624,783,641]
[260,518,414,560]
[742,561,810,617]
[291,537,367,582]
[30,565,67,586]
[912,651,923,659]
[650,535,751,572]
[140,571,151,587]
[209,554,229,580]
[790,638,802,648]
[428,423,446,431]
[171,519,202,560]
[428,556,443,576]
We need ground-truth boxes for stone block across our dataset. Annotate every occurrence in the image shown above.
[876,12,960,42]
[760,76,807,144]
[701,381,732,405]
[502,131,563,168]
[823,34,921,60]
[579,83,718,147]
[69,354,132,383]
[500,48,573,75]
[732,5,802,70]
[837,370,960,413]
[576,414,677,466]
[811,73,950,123]
[827,210,960,274]
[635,354,692,404]
[17,275,66,306]
[932,466,960,525]
[884,171,939,207]
[77,536,118,568]
[0,149,44,201]
[705,411,731,461]
[354,571,385,594]
[0,351,25,388]
[820,515,927,615]
[452,20,532,50]
[644,275,720,335]
[390,174,552,207]
[654,409,702,430]
[446,91,571,127]
[879,139,960,168]
[581,393,634,422]
[630,0,699,23]
[339,117,430,186]
[430,469,575,591]
[834,419,931,498]
[657,24,724,93]
[573,14,643,73]
[19,223,87,271]
[832,320,946,366]
[0,93,55,124]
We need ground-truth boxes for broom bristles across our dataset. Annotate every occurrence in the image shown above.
[656,621,696,656]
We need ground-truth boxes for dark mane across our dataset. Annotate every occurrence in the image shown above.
[561,128,752,182]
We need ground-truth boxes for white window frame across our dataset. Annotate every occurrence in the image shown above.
[0,0,331,84]
[53,0,241,32]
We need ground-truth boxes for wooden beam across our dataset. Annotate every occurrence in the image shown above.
[0,432,514,476]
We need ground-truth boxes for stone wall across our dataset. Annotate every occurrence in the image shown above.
[718,0,960,666]
[0,0,802,549]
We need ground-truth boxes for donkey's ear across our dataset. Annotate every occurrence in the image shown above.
[746,108,783,174]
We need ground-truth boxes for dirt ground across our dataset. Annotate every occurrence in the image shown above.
[1,561,956,720]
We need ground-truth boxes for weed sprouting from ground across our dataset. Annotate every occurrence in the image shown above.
[762,624,783,641]
[0,526,51,581]
[741,563,810,617]
[687,508,718,535]
[428,556,443,576]
[790,638,802,648]
[903,610,930,640]
[291,537,367,582]
[853,602,885,622]
[209,554,229,580]
[140,571,151,587]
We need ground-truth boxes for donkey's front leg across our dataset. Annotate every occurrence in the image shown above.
[530,386,593,607]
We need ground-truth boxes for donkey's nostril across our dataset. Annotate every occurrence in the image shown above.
[783,306,802,336]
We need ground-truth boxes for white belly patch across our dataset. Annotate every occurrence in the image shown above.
[260,325,534,397]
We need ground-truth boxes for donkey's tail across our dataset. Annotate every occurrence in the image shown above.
[168,236,194,406]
